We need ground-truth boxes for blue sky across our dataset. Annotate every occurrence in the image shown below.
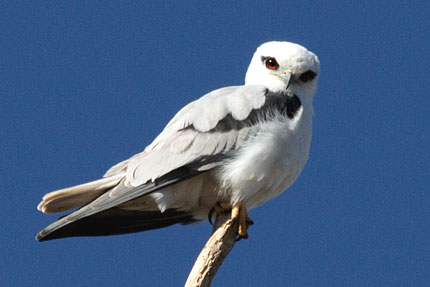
[1,1,429,286]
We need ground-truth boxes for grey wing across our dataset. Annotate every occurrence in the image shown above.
[104,85,268,181]
[36,85,269,240]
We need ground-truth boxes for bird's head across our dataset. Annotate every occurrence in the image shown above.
[245,41,320,100]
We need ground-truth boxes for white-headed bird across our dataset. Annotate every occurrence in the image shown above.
[36,41,320,241]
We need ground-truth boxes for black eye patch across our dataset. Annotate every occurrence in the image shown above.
[298,70,317,82]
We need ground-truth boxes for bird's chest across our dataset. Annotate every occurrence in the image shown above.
[219,109,312,208]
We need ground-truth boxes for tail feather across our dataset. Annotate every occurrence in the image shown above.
[36,207,196,241]
[37,175,123,214]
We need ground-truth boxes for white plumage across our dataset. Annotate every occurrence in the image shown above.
[36,41,320,241]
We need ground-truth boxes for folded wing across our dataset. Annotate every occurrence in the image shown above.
[37,85,298,241]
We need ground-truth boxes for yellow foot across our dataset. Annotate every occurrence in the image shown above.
[231,203,253,240]
[208,201,231,225]
[208,201,253,240]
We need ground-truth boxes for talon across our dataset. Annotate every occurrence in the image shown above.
[235,231,249,241]
[246,217,254,227]
[231,203,252,240]
[210,202,253,240]
[235,234,248,241]
[208,207,215,225]
[208,201,231,225]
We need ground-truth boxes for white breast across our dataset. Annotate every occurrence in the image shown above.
[218,103,312,210]
[141,101,313,220]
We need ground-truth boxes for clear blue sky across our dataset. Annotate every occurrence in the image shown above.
[1,1,428,286]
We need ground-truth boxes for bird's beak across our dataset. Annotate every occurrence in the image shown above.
[281,72,293,90]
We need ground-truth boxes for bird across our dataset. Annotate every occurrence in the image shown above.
[36,41,320,241]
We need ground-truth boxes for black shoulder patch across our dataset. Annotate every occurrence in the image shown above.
[187,89,302,133]
[264,90,302,119]
[286,94,301,119]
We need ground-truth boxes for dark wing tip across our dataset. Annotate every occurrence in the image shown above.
[35,208,197,241]
[35,232,44,242]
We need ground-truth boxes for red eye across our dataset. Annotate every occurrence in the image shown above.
[264,57,279,70]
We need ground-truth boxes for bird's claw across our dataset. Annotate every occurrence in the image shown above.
[208,201,231,225]
[209,202,253,240]
[232,203,253,241]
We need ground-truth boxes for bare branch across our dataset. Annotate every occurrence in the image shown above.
[185,212,238,287]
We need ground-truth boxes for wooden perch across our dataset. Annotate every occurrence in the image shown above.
[185,211,239,287]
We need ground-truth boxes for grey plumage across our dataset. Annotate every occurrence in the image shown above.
[36,85,302,241]
[36,41,319,242]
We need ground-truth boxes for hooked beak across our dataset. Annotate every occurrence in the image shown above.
[281,72,293,89]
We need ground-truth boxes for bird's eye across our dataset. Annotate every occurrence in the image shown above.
[263,57,279,70]
[299,70,317,82]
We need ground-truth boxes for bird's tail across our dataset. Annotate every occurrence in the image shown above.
[37,175,123,214]
[36,208,196,241]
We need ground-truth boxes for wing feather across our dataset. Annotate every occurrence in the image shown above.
[37,85,296,241]
[117,85,268,186]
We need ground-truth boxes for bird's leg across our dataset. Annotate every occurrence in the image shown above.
[209,201,253,240]
[231,203,253,240]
